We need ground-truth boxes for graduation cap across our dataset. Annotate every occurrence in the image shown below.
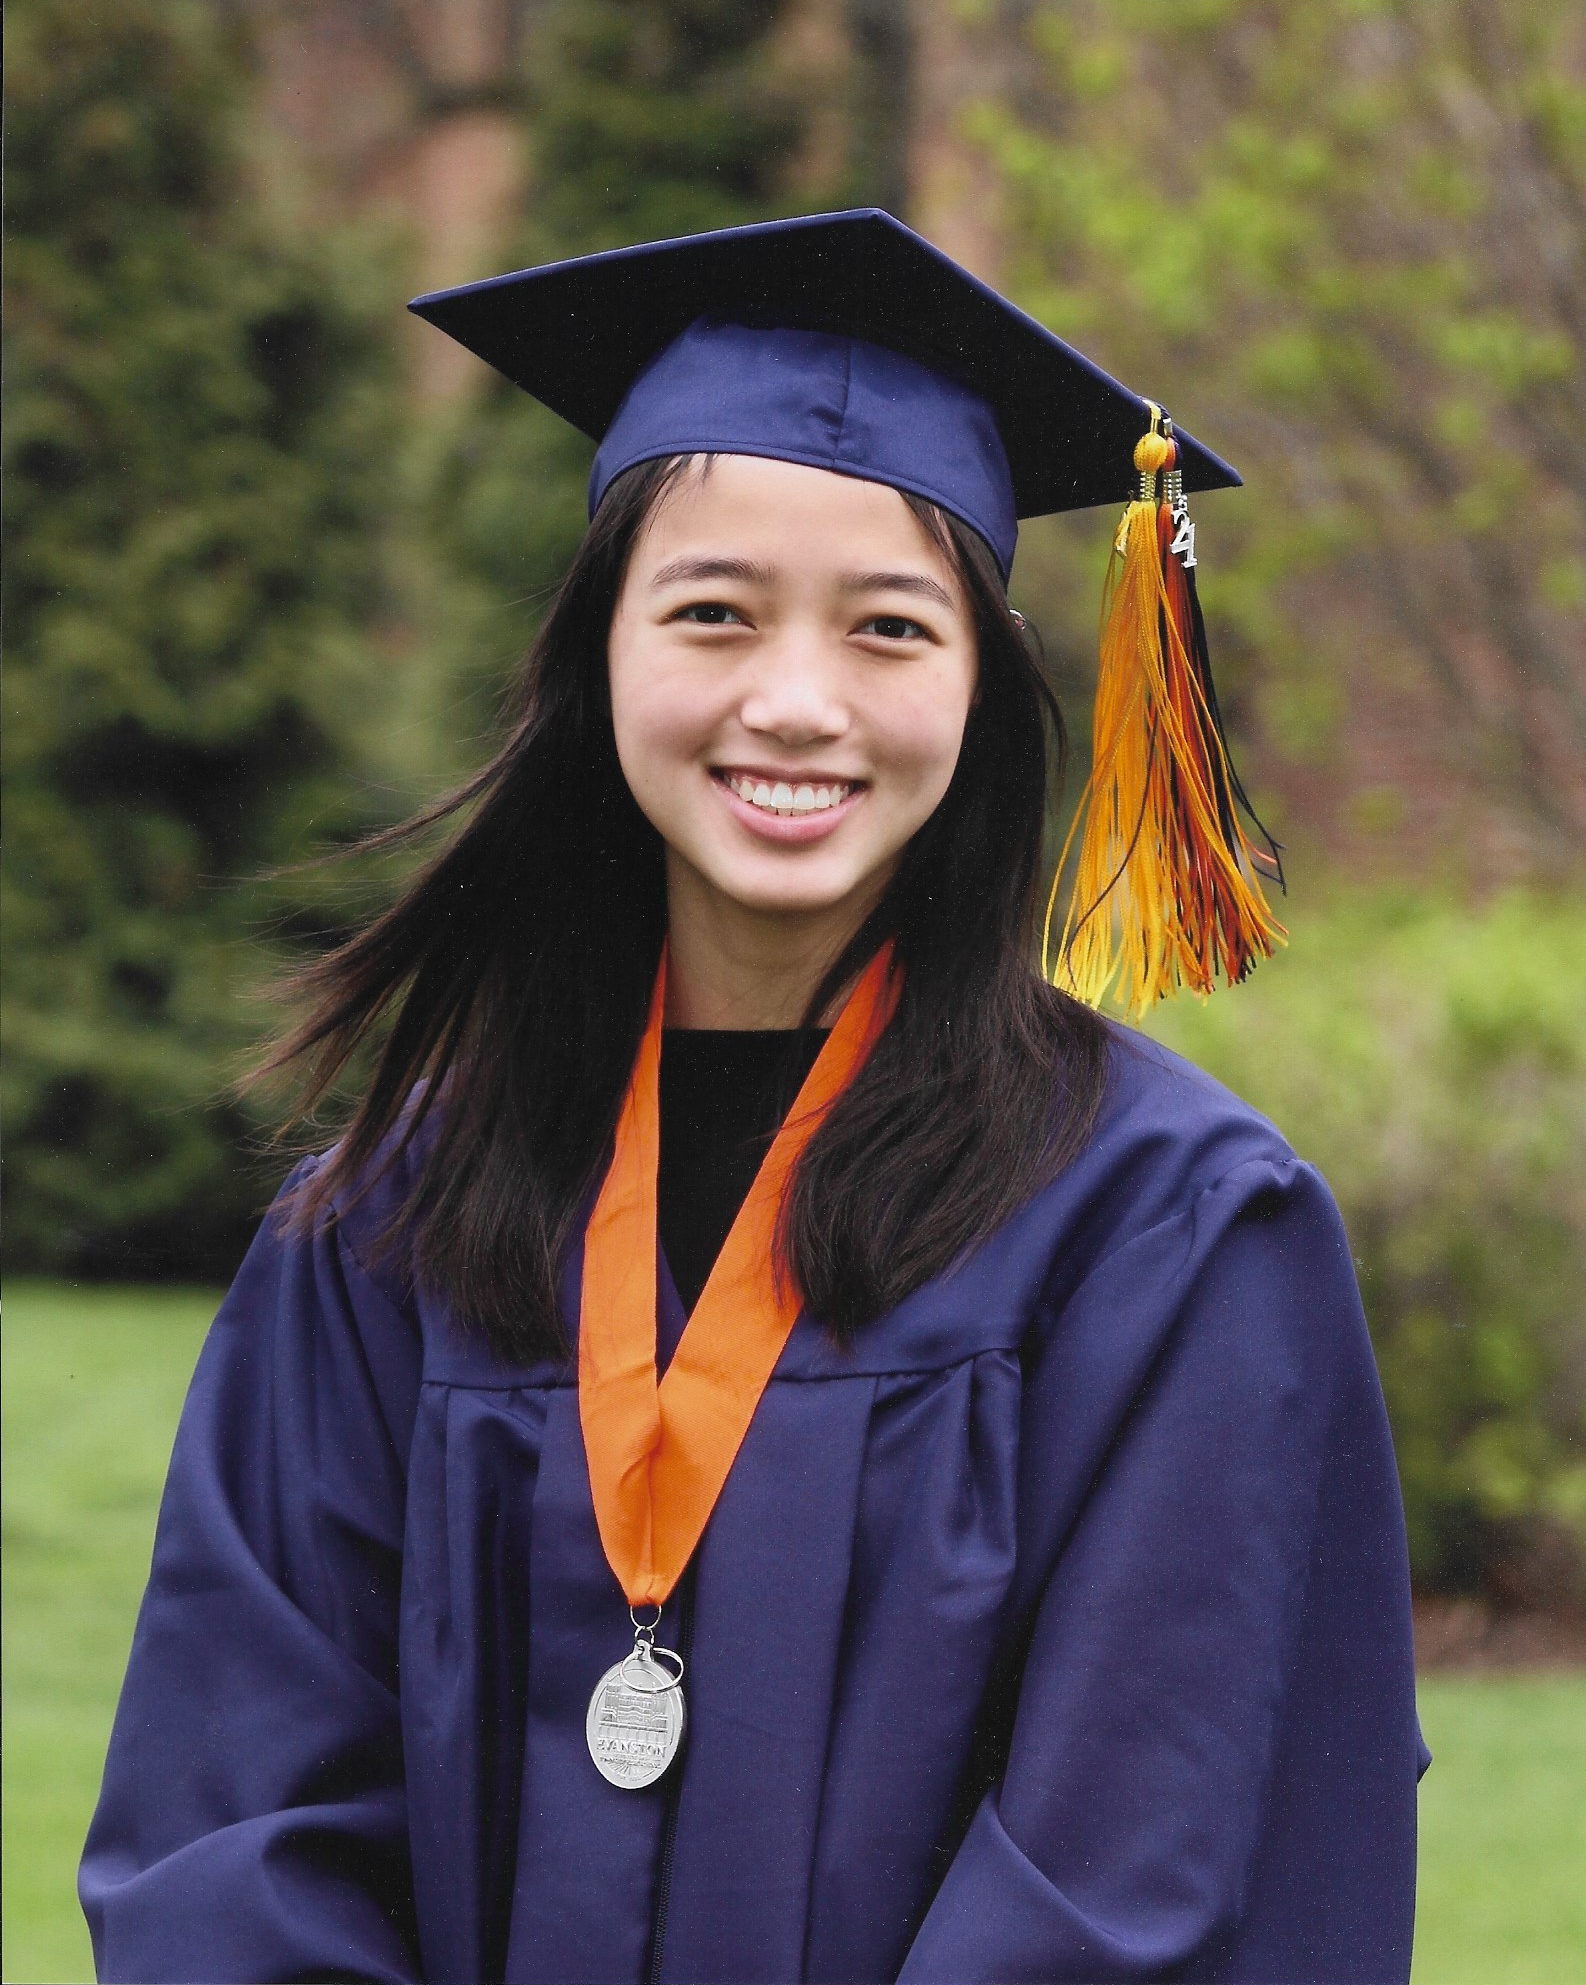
[409,208,1243,576]
[410,209,1283,1013]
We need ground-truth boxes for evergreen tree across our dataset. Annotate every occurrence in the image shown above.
[3,0,401,1273]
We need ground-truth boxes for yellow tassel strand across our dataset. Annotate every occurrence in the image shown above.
[1044,418,1285,1018]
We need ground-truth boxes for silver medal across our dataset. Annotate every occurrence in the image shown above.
[586,1610,687,1790]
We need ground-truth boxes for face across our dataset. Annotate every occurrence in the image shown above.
[608,454,979,952]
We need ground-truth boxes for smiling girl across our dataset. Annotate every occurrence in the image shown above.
[82,213,1423,1985]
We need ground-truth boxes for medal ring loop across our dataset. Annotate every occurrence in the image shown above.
[619,1643,686,1694]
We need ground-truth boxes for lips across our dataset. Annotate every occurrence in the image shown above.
[711,768,866,842]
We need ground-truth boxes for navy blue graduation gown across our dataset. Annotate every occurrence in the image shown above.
[82,1034,1424,1983]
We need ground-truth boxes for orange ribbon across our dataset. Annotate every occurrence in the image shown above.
[579,945,898,1608]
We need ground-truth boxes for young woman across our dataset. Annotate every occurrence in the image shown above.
[82,212,1424,1984]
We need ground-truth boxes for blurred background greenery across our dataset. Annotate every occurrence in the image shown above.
[3,0,1584,1976]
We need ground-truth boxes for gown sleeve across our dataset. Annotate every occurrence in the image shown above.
[79,1157,425,1984]
[896,1155,1421,1985]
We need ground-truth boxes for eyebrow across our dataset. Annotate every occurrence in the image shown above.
[840,570,957,611]
[648,556,957,612]
[649,556,776,590]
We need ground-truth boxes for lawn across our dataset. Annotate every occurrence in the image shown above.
[4,1281,1583,1983]
[3,1281,220,1984]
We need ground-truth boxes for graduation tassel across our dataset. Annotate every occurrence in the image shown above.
[1044,407,1285,1017]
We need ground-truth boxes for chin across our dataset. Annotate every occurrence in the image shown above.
[731,885,867,920]
[706,864,877,921]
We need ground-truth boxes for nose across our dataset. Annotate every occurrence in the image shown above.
[737,632,851,749]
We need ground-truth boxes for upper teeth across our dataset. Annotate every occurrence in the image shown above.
[725,775,853,815]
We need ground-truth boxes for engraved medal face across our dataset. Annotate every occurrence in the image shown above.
[586,1649,687,1789]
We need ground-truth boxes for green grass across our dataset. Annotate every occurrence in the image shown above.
[3,1281,1584,1983]
[2,1280,218,1985]
[1413,1674,1586,1984]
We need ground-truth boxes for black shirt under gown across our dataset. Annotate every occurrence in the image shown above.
[657,1027,828,1324]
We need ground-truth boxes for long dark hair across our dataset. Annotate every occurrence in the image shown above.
[258,455,1111,1358]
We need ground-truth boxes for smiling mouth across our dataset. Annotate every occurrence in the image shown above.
[715,771,861,817]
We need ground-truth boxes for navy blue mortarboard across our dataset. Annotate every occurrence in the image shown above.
[408,209,1240,579]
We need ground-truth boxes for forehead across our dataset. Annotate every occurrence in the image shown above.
[633,454,957,576]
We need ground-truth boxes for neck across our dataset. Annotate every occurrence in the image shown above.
[662,860,886,1029]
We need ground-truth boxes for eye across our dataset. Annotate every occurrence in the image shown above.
[672,601,747,626]
[858,614,930,642]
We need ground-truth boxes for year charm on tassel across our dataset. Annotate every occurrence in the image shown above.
[1044,404,1285,1017]
[586,1606,687,1790]
[1168,500,1196,568]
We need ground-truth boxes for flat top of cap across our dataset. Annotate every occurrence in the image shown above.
[408,209,1240,517]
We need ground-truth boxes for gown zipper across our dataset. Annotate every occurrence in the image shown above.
[645,1564,696,1985]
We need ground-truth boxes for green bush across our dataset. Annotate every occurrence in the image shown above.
[1143,888,1586,1605]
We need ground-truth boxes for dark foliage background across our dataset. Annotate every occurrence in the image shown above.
[3,0,399,1274]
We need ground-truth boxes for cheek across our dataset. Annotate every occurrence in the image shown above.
[876,665,976,799]
[615,686,689,775]
[609,644,706,791]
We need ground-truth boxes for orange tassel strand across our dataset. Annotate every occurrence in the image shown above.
[1045,410,1285,1017]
